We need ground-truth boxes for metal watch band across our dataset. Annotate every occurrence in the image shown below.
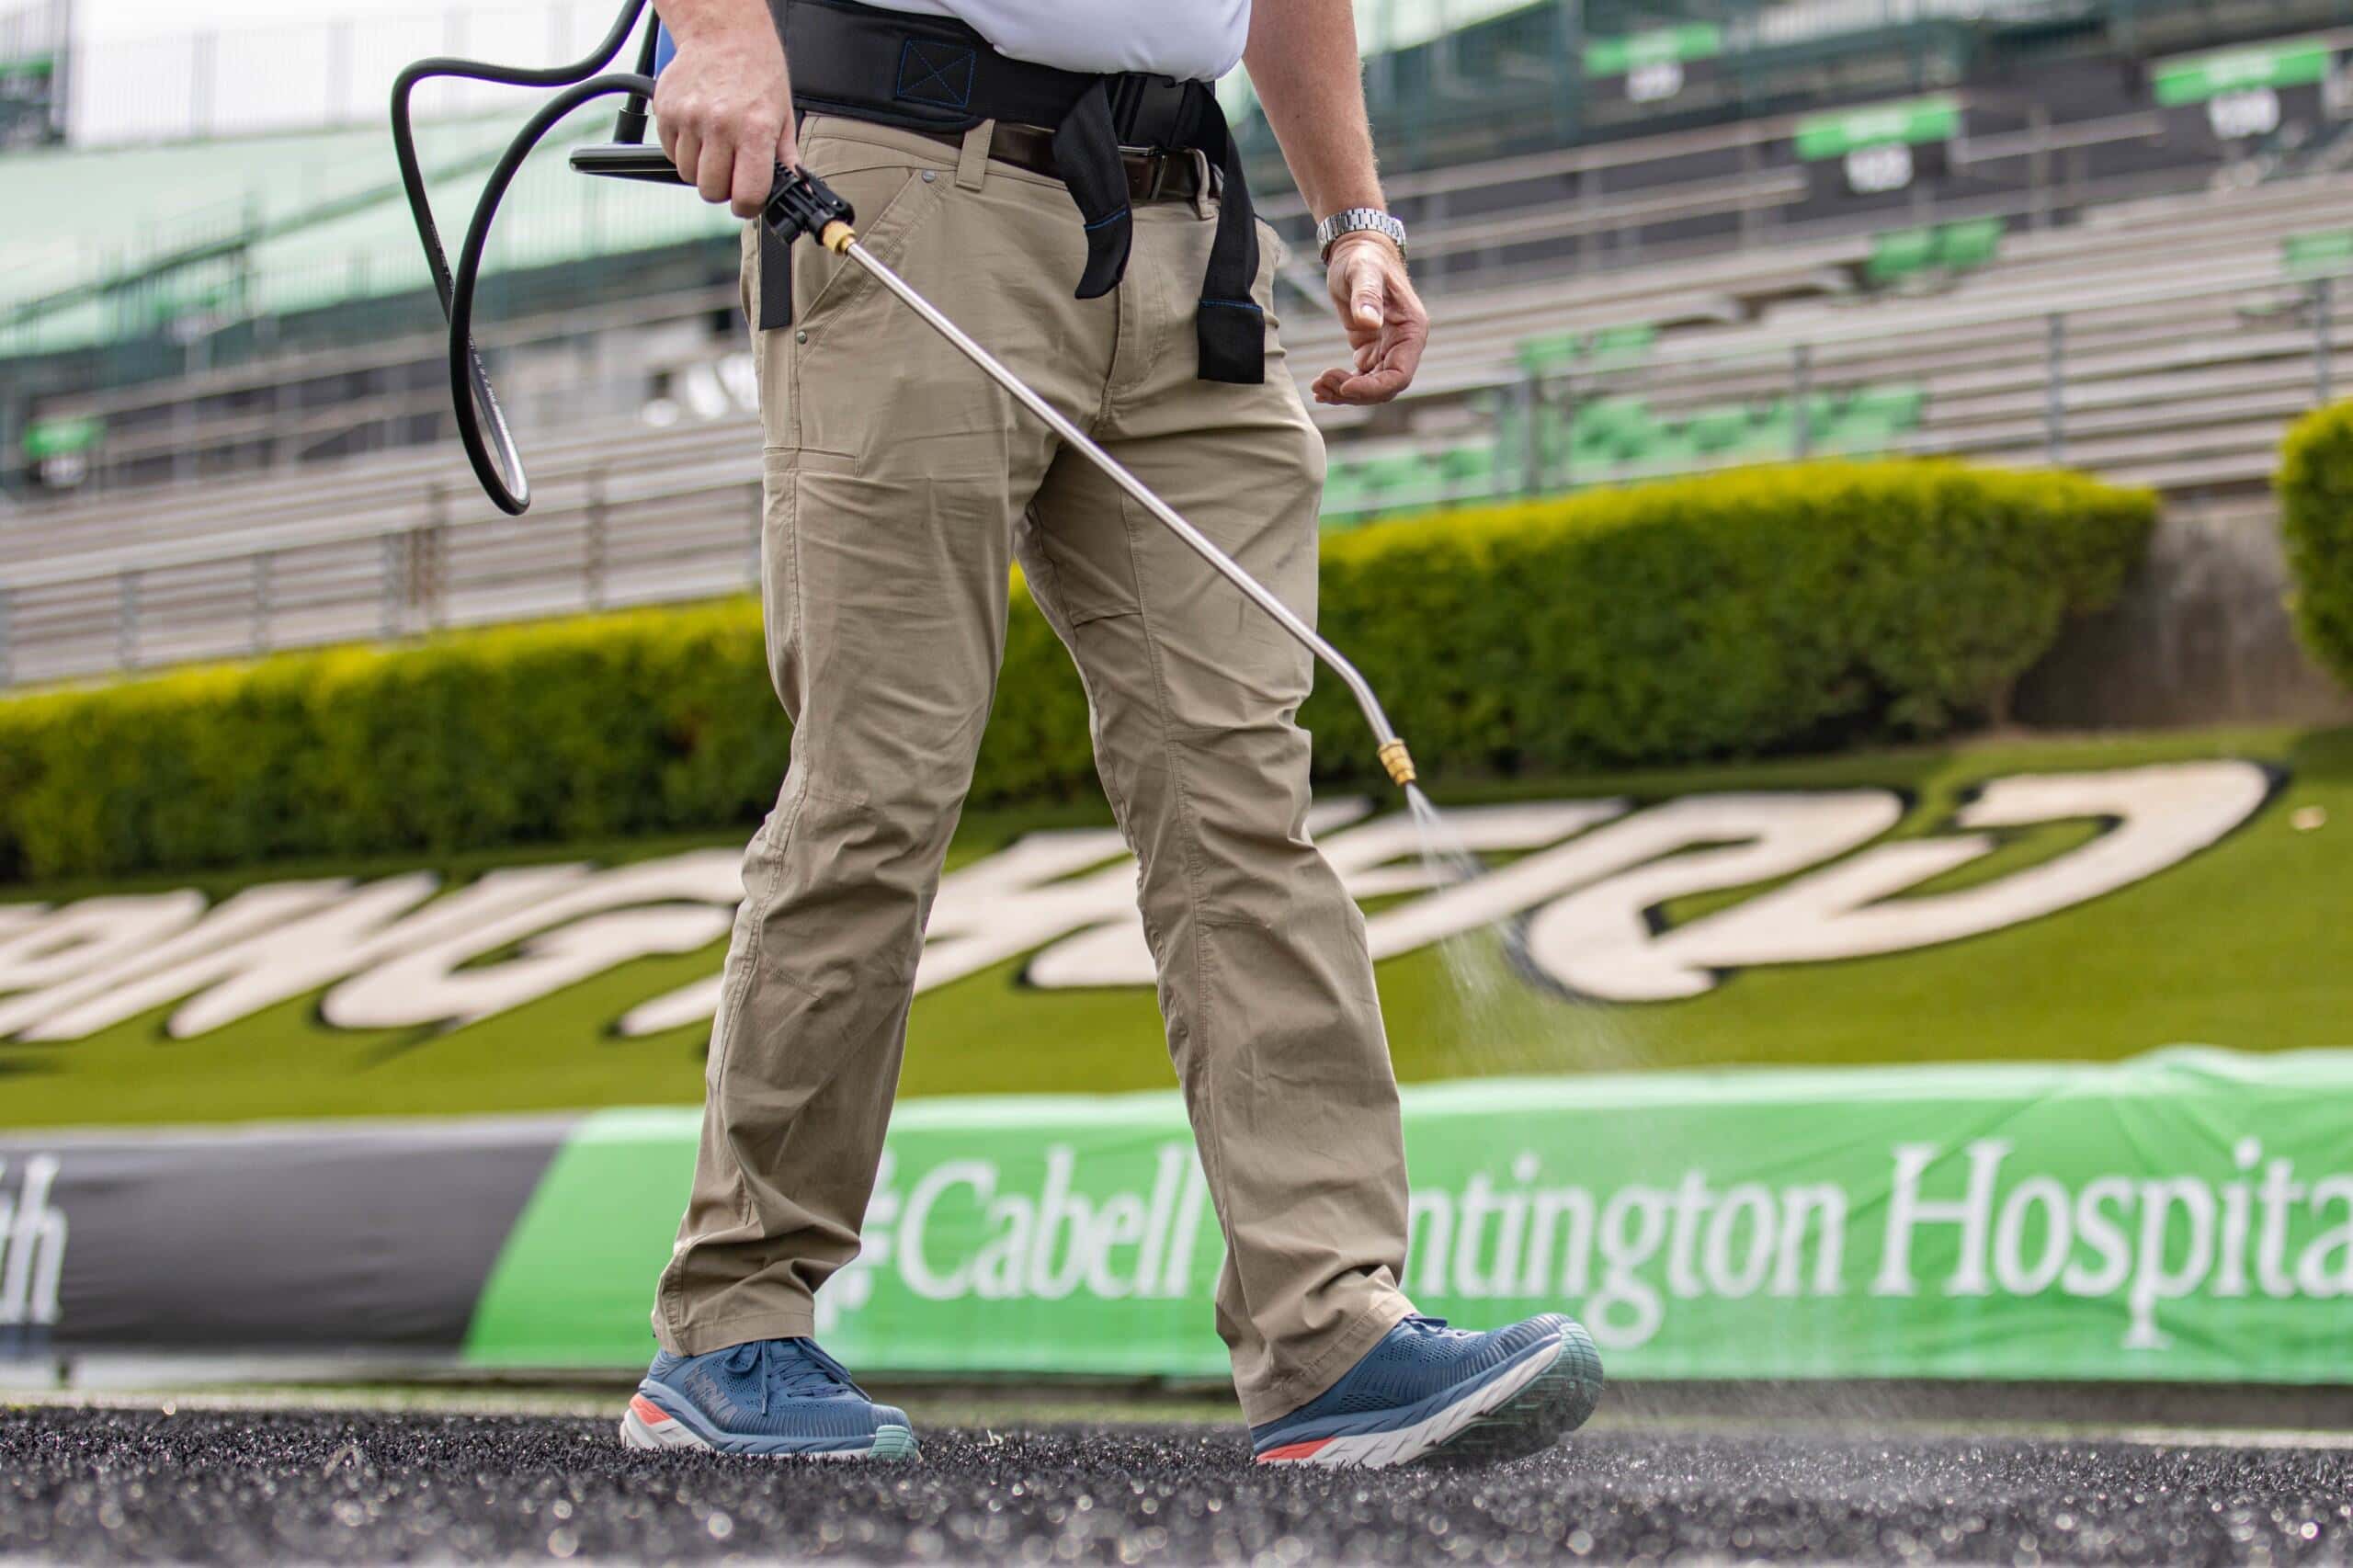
[1317,208,1408,264]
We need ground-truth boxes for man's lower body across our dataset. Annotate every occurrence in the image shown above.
[627,114,1600,1465]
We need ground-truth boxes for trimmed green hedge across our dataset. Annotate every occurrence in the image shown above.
[2279,403,2353,690]
[0,460,2152,881]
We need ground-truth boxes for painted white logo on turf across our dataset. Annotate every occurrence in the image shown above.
[0,759,2274,1040]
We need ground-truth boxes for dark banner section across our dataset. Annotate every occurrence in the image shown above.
[0,1119,571,1357]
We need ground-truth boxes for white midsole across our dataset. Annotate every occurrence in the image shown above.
[618,1400,894,1460]
[1274,1342,1559,1471]
[619,1403,710,1451]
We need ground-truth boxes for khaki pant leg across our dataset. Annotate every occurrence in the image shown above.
[1014,205,1414,1426]
[654,119,1086,1354]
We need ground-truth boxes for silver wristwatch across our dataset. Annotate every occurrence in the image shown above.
[1316,207,1408,264]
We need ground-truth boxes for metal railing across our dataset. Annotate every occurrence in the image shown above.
[2,256,2345,689]
[0,469,766,688]
[1332,261,2350,515]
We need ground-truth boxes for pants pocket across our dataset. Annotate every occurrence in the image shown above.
[792,164,947,339]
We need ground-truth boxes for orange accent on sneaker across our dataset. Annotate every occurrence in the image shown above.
[629,1395,671,1426]
[1255,1438,1333,1463]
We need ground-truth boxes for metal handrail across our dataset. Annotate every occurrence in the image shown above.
[1398,247,2353,402]
[0,474,752,594]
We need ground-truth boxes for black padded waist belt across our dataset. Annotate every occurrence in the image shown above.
[767,0,1264,383]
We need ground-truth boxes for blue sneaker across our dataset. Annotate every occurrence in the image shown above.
[1251,1313,1603,1469]
[620,1338,919,1460]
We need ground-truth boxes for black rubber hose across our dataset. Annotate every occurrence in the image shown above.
[391,0,652,515]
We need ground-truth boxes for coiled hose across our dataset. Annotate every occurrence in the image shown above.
[391,0,660,515]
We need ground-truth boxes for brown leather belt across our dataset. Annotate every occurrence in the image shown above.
[910,120,1213,203]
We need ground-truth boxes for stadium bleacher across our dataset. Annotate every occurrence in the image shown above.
[13,0,2351,499]
[1301,171,2353,515]
[6,0,2353,685]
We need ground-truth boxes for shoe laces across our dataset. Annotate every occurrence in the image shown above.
[718,1338,863,1415]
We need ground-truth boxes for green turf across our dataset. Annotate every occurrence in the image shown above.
[0,725,2344,1129]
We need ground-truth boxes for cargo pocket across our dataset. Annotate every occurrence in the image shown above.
[791,162,948,342]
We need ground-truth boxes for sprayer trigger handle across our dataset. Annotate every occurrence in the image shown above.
[764,165,856,250]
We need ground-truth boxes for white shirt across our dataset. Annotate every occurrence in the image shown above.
[861,0,1250,83]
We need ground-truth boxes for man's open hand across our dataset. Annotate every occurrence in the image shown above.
[654,4,799,220]
[1311,233,1428,406]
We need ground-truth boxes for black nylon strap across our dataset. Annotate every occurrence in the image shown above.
[1190,94,1264,385]
[1050,81,1132,301]
[768,0,1265,381]
[755,112,809,330]
[759,224,793,329]
[777,0,1096,132]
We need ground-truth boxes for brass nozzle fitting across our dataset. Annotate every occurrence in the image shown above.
[821,221,856,256]
[1378,738,1417,789]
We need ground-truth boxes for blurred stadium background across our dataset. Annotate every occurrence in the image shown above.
[4,1,2353,1551]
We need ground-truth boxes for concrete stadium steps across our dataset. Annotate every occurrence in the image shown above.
[1405,168,1817,263]
[2,114,735,363]
[1289,176,2353,408]
[29,278,745,487]
[10,166,2353,686]
[3,469,767,687]
[0,415,762,567]
[1294,168,2353,518]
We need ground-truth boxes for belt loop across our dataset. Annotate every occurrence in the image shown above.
[957,119,993,191]
[1187,148,1213,222]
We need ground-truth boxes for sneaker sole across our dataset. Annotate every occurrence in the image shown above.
[619,1393,921,1460]
[1256,1320,1604,1471]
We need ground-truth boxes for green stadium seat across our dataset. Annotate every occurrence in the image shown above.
[1687,406,1750,453]
[1320,461,1376,521]
[1586,323,1657,363]
[1851,382,1927,430]
[1802,392,1844,440]
[1517,331,1585,373]
[1866,227,1939,285]
[1427,441,1495,501]
[2283,229,2353,280]
[1574,396,1648,437]
[1637,426,1699,474]
[1822,414,1900,456]
[1937,218,2005,273]
[1516,324,1654,377]
[1732,419,1796,461]
[1358,451,1439,506]
[1437,439,1496,483]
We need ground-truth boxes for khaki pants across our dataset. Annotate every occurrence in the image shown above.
[653,115,1412,1425]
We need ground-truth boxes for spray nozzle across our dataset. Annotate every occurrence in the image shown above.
[1378,738,1418,790]
[766,166,858,255]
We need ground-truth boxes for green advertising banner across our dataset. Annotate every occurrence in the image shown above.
[1584,25,1723,78]
[466,1047,2353,1385]
[1793,96,1961,161]
[2153,40,2331,106]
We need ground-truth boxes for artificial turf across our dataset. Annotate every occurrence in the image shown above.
[0,723,2344,1129]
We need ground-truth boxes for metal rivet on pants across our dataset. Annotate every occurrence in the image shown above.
[922,169,937,182]
[795,330,808,344]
